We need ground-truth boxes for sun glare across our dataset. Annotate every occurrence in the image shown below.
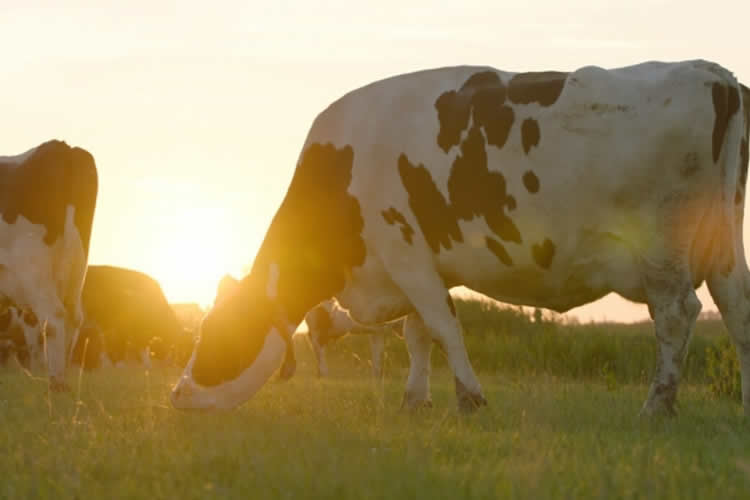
[141,205,244,308]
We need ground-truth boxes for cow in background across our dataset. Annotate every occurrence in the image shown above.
[216,274,399,378]
[0,140,97,389]
[71,266,194,369]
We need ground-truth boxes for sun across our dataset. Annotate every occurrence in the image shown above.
[141,205,246,308]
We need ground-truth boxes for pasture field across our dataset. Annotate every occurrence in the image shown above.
[2,300,750,499]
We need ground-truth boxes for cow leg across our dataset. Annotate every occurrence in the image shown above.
[317,345,329,377]
[369,334,384,379]
[641,268,701,416]
[45,315,70,391]
[279,346,296,380]
[305,331,329,377]
[140,346,152,369]
[386,265,485,411]
[707,263,750,411]
[401,312,433,409]
[404,304,485,413]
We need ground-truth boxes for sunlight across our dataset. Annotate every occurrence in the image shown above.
[141,205,243,308]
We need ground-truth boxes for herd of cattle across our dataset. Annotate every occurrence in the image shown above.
[2,60,750,418]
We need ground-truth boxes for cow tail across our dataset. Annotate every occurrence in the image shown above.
[717,79,746,277]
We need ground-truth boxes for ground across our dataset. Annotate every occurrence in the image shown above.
[2,304,750,499]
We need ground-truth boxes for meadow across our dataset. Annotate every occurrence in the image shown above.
[1,299,750,499]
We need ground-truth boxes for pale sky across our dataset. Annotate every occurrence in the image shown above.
[2,0,748,322]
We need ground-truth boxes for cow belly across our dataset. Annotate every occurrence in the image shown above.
[433,222,644,312]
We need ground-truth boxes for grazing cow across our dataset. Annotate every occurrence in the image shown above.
[72,265,193,369]
[0,140,97,389]
[173,60,750,417]
[305,299,403,378]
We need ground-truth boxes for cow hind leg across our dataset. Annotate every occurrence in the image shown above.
[305,332,328,377]
[369,334,385,379]
[401,312,433,409]
[707,264,750,411]
[641,266,701,416]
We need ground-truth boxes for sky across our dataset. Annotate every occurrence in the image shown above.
[2,0,749,322]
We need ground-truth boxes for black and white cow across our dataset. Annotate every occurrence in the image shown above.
[173,60,750,416]
[71,265,194,369]
[216,274,398,378]
[304,299,403,378]
[0,140,98,388]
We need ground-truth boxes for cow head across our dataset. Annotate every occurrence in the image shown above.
[171,142,366,410]
[170,269,294,410]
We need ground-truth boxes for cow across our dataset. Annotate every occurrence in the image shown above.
[304,299,403,378]
[172,60,750,417]
[71,265,194,369]
[0,140,97,389]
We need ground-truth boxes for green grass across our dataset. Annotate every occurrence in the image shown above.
[1,299,750,499]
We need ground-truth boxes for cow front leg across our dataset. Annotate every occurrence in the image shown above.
[45,316,70,392]
[641,275,700,417]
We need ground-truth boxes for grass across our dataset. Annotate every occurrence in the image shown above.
[1,299,750,499]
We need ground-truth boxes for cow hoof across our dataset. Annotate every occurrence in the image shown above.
[457,392,487,413]
[639,400,677,419]
[49,379,70,393]
[455,376,487,413]
[400,391,433,411]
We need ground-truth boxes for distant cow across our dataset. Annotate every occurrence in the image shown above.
[72,265,193,369]
[0,140,97,388]
[304,299,403,378]
[216,274,397,378]
[173,60,750,417]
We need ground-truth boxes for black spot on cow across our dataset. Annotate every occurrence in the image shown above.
[740,138,748,188]
[23,309,38,328]
[522,171,540,194]
[381,207,414,245]
[309,304,333,346]
[711,82,740,163]
[0,307,11,331]
[434,71,512,153]
[681,152,700,178]
[508,72,568,107]
[398,155,462,253]
[507,196,517,211]
[532,239,556,269]
[448,127,521,244]
[521,118,540,154]
[446,294,456,316]
[0,140,98,253]
[476,102,515,149]
[192,142,367,387]
[416,71,526,255]
[486,236,513,266]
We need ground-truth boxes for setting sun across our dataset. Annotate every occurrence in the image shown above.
[142,205,237,308]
